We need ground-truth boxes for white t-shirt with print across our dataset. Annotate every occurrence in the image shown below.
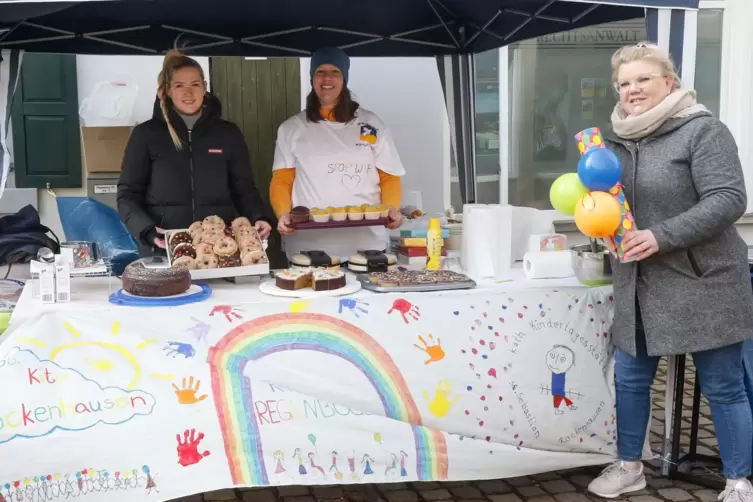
[273,108,405,261]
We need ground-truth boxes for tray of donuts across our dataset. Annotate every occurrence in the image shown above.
[164,215,270,280]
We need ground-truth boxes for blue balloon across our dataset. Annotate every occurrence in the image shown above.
[577,148,622,191]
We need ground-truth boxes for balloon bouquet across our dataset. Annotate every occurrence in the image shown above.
[549,127,637,263]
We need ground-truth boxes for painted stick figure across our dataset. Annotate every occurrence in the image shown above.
[540,345,580,415]
[274,450,287,474]
[308,452,325,476]
[293,448,307,475]
[399,450,409,477]
[361,454,375,476]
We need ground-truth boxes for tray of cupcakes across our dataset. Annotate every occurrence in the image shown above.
[289,204,390,229]
[164,215,270,280]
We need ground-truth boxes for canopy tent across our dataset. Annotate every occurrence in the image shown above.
[0,0,698,202]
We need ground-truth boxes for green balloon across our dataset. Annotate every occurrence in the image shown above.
[550,173,589,216]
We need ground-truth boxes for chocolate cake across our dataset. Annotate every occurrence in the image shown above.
[275,267,346,291]
[122,261,191,297]
[290,206,311,224]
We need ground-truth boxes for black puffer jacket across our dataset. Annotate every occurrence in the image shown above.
[117,94,272,250]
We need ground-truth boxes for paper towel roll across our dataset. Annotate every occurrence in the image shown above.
[523,251,574,279]
[461,204,513,280]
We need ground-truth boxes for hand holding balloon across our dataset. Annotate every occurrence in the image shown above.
[622,229,659,261]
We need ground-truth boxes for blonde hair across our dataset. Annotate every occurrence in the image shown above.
[610,42,681,91]
[157,50,206,149]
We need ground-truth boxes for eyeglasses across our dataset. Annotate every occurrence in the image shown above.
[613,74,665,93]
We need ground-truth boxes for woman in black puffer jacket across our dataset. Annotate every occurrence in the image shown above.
[117,50,273,255]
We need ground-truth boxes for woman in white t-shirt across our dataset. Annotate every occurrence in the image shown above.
[269,47,405,261]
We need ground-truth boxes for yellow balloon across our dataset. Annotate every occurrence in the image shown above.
[574,191,622,238]
[374,432,382,443]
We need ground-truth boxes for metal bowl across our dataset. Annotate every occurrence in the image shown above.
[571,243,612,286]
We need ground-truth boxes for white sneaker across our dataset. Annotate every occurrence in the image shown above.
[587,461,647,499]
[718,479,753,502]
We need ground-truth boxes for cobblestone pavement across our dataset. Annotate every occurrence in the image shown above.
[171,359,726,502]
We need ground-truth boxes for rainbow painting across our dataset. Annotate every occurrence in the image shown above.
[208,313,448,486]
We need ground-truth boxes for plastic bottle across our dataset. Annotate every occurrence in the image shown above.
[426,218,443,270]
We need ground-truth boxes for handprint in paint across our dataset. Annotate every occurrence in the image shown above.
[176,429,211,467]
[164,341,195,359]
[173,376,208,405]
[413,334,445,365]
[422,380,460,418]
[209,305,243,322]
[338,298,369,317]
[388,299,420,324]
[186,317,211,344]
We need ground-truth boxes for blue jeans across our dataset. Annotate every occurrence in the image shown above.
[615,309,753,479]
[744,340,753,460]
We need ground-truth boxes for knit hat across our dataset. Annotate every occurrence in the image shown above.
[310,47,350,84]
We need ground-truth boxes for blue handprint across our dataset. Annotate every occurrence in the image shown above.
[164,341,196,359]
[338,298,369,318]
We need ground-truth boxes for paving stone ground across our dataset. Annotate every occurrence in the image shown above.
[170,359,726,502]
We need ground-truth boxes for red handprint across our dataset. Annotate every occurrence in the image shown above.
[176,428,211,467]
[388,299,421,324]
[209,305,243,322]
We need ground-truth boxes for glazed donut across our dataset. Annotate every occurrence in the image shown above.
[188,221,203,234]
[196,253,219,269]
[172,255,197,270]
[201,230,222,245]
[231,217,251,230]
[235,225,256,238]
[219,252,241,268]
[195,242,214,256]
[241,248,267,265]
[172,243,197,260]
[169,231,192,248]
[214,236,239,257]
[202,215,226,231]
[192,231,203,246]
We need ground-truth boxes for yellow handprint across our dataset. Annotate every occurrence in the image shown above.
[422,380,460,418]
[290,299,312,313]
[173,376,208,405]
[413,334,444,365]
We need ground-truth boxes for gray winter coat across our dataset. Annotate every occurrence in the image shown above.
[605,111,753,357]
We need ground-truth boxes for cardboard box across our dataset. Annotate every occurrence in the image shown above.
[81,126,133,173]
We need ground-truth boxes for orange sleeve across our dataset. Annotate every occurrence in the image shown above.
[378,169,402,210]
[269,168,296,218]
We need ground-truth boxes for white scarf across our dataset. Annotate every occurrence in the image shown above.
[611,89,709,140]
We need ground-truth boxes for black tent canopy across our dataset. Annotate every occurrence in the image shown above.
[0,0,699,202]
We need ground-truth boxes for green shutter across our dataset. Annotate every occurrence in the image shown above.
[211,57,301,268]
[12,54,82,189]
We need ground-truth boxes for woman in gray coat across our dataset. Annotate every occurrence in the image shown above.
[587,43,753,501]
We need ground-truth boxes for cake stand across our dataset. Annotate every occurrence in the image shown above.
[108,283,212,307]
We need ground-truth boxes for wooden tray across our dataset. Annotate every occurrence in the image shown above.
[290,218,388,230]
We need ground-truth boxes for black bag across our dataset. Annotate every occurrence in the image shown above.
[0,205,60,266]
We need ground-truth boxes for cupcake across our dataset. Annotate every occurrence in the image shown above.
[377,204,390,218]
[290,206,311,224]
[364,205,381,220]
[325,206,336,214]
[331,207,347,222]
[311,207,330,223]
[347,206,364,221]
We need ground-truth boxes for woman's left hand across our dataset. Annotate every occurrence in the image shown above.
[255,220,272,240]
[386,207,403,230]
[622,229,659,261]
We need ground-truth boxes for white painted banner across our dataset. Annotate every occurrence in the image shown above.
[0,286,627,501]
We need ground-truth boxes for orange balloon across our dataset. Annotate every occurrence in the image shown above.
[574,191,622,238]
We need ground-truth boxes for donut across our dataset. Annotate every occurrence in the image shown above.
[169,231,192,248]
[195,242,214,256]
[201,230,222,245]
[214,236,239,257]
[192,231,204,246]
[235,225,256,239]
[172,255,197,270]
[172,243,197,260]
[241,248,267,265]
[219,252,241,268]
[188,222,203,234]
[196,253,219,269]
[231,217,251,230]
[202,215,225,231]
